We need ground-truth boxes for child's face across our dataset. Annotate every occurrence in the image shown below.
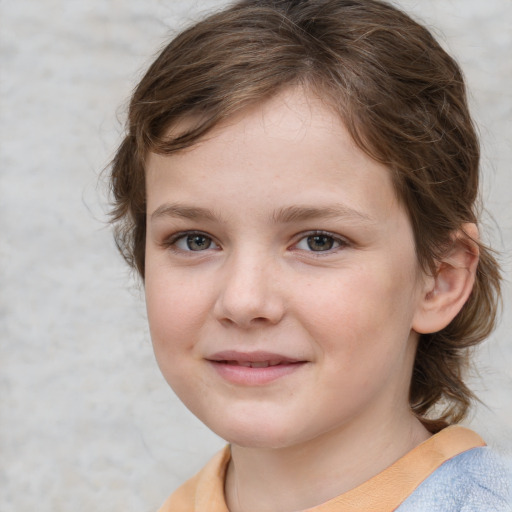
[144,88,428,449]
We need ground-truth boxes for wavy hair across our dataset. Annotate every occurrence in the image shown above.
[110,0,501,429]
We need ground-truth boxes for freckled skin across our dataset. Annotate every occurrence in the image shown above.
[144,87,429,452]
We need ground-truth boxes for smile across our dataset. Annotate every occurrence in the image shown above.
[225,360,286,368]
[207,351,307,385]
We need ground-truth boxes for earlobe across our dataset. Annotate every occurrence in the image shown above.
[413,224,479,335]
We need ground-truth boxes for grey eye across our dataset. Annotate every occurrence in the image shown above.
[295,233,344,253]
[306,235,335,251]
[174,234,216,251]
[187,234,212,251]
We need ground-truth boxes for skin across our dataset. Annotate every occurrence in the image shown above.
[144,87,475,512]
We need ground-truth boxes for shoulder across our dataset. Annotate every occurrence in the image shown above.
[397,446,512,512]
[157,474,200,512]
[156,446,231,512]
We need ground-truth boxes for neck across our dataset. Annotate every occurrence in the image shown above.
[225,412,430,512]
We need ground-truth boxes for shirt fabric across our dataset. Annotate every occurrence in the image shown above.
[157,426,512,511]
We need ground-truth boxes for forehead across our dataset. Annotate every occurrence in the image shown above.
[150,87,367,174]
[146,87,402,224]
[154,84,347,151]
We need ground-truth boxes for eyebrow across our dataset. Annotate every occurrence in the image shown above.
[270,205,374,224]
[150,204,219,222]
[150,202,373,224]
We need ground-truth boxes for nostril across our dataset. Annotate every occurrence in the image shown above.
[213,268,285,327]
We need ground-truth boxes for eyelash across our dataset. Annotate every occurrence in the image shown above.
[162,230,349,255]
[163,231,220,253]
[292,230,349,255]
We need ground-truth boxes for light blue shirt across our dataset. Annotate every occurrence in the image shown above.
[397,447,512,511]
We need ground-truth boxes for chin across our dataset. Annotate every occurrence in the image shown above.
[205,414,307,450]
[222,432,296,450]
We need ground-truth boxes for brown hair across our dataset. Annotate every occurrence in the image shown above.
[110,0,501,428]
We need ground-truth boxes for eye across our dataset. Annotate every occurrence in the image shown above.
[294,232,345,252]
[171,232,219,252]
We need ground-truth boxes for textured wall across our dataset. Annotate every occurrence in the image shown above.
[1,1,511,511]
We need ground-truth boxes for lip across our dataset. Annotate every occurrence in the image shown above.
[206,350,307,386]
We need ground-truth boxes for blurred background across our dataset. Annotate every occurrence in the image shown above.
[1,1,511,511]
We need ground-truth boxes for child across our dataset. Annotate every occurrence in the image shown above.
[109,0,510,510]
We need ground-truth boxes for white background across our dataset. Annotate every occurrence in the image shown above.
[1,1,511,511]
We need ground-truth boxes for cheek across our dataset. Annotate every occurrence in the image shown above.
[145,267,210,359]
[296,264,418,359]
[145,278,209,401]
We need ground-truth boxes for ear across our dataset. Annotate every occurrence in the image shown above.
[413,223,479,334]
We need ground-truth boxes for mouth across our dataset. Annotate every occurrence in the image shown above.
[207,350,303,366]
[221,359,296,368]
[206,351,307,385]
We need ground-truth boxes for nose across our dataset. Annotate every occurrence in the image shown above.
[213,251,285,328]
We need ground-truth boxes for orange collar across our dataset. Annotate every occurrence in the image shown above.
[159,426,485,512]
